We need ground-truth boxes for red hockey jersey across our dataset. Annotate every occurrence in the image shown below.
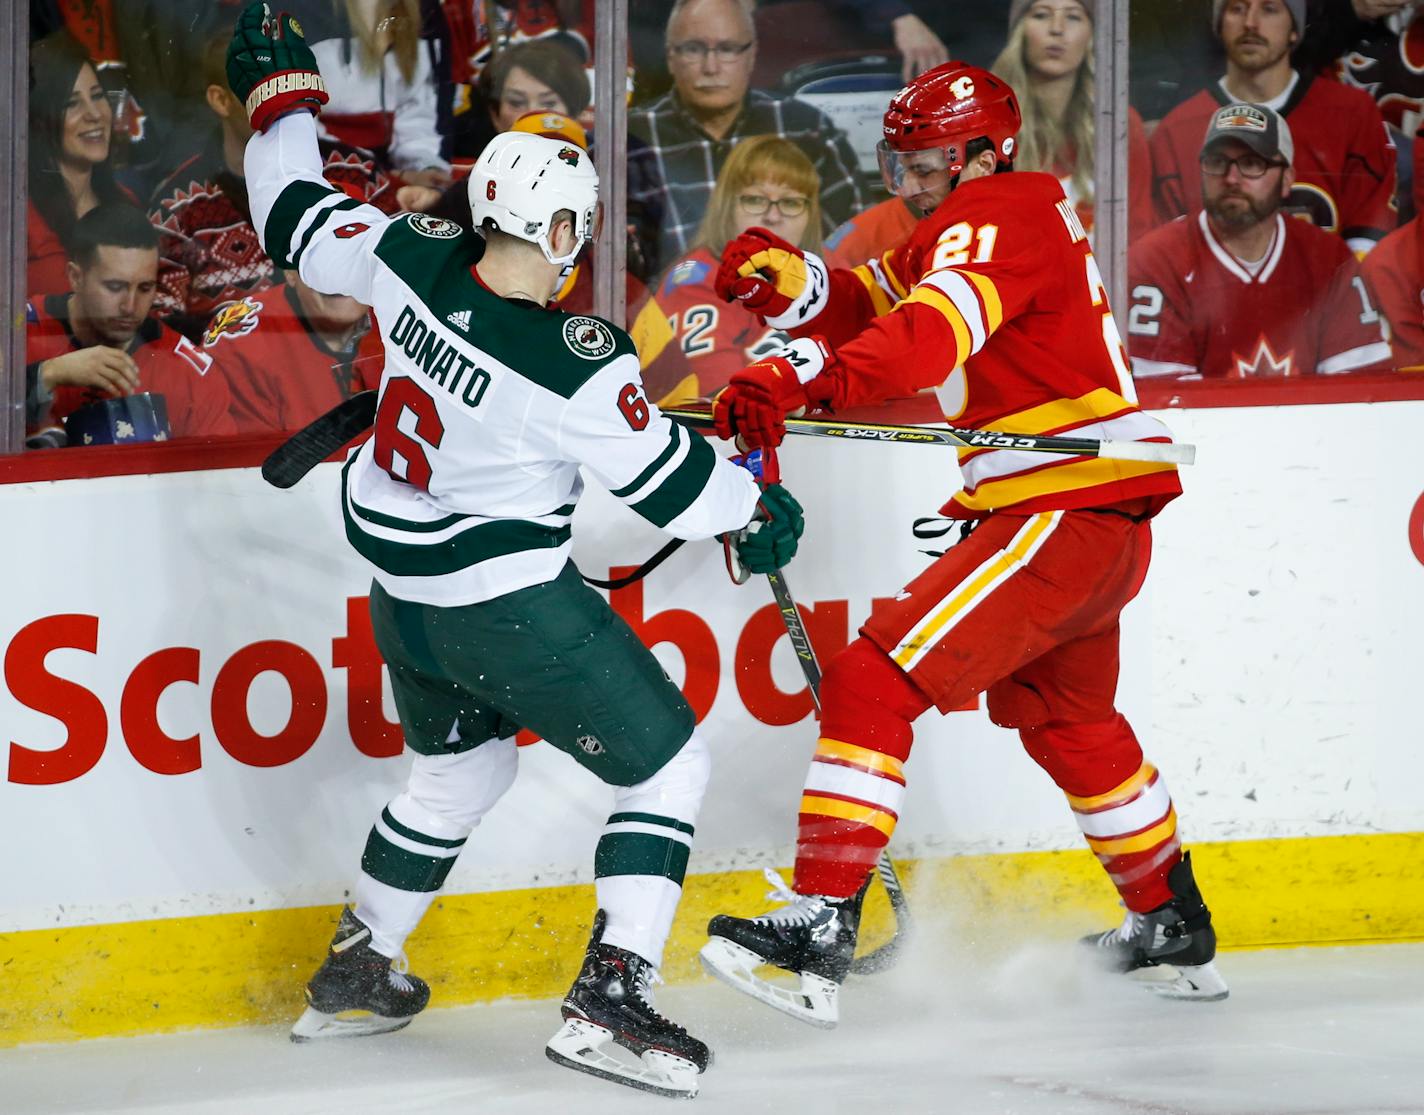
[1127,211,1392,379]
[1360,215,1424,371]
[1150,73,1396,253]
[201,285,385,434]
[27,294,236,437]
[652,247,792,405]
[788,171,1181,518]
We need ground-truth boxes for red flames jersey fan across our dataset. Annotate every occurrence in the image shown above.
[1127,212,1391,378]
[1151,74,1396,254]
[1361,215,1424,371]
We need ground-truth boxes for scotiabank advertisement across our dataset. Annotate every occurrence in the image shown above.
[3,402,1423,932]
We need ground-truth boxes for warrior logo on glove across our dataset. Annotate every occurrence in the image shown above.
[228,2,330,133]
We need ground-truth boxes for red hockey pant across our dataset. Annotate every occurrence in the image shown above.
[793,502,1182,912]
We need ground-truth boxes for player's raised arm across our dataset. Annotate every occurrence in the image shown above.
[227,2,393,305]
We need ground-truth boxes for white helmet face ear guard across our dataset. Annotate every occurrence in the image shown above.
[468,132,602,267]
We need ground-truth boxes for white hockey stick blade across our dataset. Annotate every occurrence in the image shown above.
[699,937,840,1029]
[545,1018,702,1099]
[1128,959,1230,1002]
[1098,439,1196,465]
[289,1004,416,1043]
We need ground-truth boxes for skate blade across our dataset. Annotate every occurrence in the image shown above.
[289,1005,415,1043]
[698,937,839,1029]
[1130,960,1230,1002]
[545,1018,701,1099]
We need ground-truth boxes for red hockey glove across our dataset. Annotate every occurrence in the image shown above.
[227,2,329,133]
[715,227,810,318]
[712,337,834,449]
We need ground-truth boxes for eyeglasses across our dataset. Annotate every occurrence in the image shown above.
[736,193,809,217]
[1199,151,1286,178]
[668,40,754,63]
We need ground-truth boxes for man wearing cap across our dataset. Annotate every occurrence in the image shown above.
[1128,102,1392,379]
[1150,0,1395,255]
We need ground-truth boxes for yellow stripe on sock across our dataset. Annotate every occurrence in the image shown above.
[798,793,898,838]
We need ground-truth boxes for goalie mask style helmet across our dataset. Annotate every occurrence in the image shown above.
[469,131,601,267]
[877,61,1022,196]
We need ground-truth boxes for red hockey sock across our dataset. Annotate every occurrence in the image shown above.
[1021,715,1180,912]
[793,638,931,898]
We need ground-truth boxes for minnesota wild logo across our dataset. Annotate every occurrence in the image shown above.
[557,146,581,168]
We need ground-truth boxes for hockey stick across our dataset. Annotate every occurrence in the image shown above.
[262,390,378,489]
[664,408,1195,466]
[761,564,912,975]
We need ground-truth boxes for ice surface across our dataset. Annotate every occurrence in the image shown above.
[4,943,1421,1115]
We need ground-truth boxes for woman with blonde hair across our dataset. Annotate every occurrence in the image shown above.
[991,0,1152,238]
[285,0,452,188]
[651,136,823,405]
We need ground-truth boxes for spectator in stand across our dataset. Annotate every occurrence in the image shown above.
[990,0,1155,241]
[26,204,235,443]
[1127,104,1391,379]
[150,33,400,341]
[27,32,136,299]
[628,0,864,273]
[1361,215,1424,369]
[205,269,385,433]
[1151,0,1396,255]
[284,0,451,189]
[654,135,822,406]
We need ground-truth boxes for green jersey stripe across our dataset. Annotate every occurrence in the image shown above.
[291,196,362,268]
[606,811,696,836]
[628,433,720,528]
[609,423,684,499]
[265,180,339,269]
[345,513,571,577]
[380,806,467,849]
[593,831,692,885]
[341,458,576,535]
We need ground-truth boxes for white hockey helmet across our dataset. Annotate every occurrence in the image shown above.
[468,131,601,267]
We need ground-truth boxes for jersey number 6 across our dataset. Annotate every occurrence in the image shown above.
[374,376,445,491]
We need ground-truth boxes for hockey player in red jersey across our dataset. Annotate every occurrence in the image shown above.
[698,61,1228,1026]
[1150,0,1395,255]
[1129,103,1392,380]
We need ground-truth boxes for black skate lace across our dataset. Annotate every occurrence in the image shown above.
[752,868,829,928]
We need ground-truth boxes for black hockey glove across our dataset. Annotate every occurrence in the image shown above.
[227,2,328,133]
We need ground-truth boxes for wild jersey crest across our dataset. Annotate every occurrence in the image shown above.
[563,316,615,360]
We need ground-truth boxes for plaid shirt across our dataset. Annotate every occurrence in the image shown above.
[629,89,866,272]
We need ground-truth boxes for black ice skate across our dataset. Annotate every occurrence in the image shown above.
[1081,852,1229,1002]
[289,906,431,1042]
[699,868,865,1028]
[545,910,710,1099]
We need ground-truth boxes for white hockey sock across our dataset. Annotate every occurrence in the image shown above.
[355,739,519,958]
[593,731,710,969]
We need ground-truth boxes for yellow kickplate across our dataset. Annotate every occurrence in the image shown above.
[2,831,1419,1046]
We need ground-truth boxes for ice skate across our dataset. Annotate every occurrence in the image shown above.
[1082,852,1229,1002]
[699,868,863,1028]
[290,906,431,1042]
[546,910,710,1099]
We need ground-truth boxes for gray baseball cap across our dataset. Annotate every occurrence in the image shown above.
[1200,102,1294,165]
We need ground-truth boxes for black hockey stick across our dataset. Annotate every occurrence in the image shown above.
[664,408,1195,466]
[262,390,378,489]
[762,564,912,975]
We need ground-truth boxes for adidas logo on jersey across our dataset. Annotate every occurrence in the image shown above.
[447,309,471,332]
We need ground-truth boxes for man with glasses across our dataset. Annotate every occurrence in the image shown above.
[1128,103,1391,379]
[1149,0,1395,256]
[629,0,864,273]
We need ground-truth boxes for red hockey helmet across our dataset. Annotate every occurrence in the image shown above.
[877,62,1022,196]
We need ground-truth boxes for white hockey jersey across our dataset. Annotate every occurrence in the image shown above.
[246,114,760,607]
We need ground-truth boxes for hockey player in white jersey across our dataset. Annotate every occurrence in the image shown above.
[227,4,805,1098]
